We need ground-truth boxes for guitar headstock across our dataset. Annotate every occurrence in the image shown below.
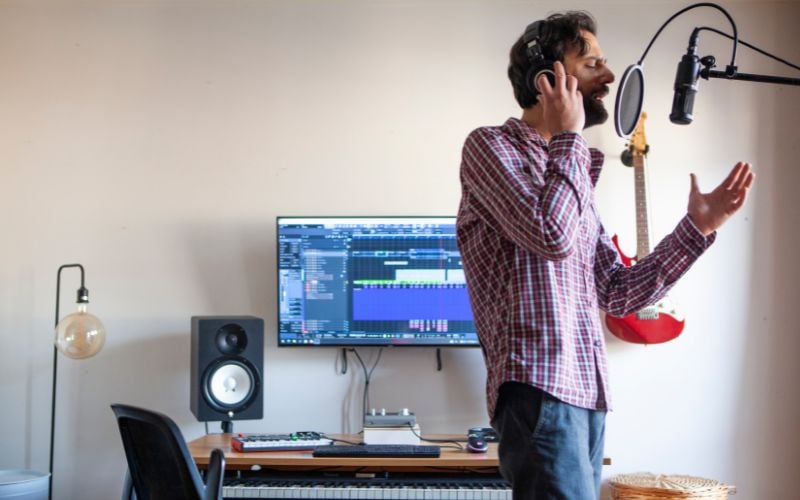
[628,112,649,156]
[620,112,649,167]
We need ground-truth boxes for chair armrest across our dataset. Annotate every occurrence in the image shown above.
[203,448,225,500]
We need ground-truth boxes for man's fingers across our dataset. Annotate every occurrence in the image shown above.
[553,60,567,91]
[736,173,754,206]
[542,61,581,98]
[723,162,746,190]
[744,171,755,189]
[690,173,699,193]
[566,74,578,94]
[731,163,753,192]
[537,72,553,94]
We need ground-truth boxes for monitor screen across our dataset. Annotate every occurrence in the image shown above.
[277,216,477,346]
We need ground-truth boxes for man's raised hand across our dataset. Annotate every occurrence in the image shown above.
[688,161,755,236]
[537,60,585,135]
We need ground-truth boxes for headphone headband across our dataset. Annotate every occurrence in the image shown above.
[523,20,546,62]
[521,20,555,96]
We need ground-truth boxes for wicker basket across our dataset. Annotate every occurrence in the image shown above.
[610,473,735,499]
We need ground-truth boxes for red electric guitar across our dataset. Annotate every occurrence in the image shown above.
[605,113,685,344]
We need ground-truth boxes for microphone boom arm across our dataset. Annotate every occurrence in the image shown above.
[696,26,800,86]
[704,69,800,86]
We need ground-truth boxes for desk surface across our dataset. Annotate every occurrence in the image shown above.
[189,434,611,470]
[188,434,499,470]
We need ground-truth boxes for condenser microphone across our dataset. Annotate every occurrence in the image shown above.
[669,46,702,124]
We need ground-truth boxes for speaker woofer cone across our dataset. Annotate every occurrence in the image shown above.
[202,359,259,411]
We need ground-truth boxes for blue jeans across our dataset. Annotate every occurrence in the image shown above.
[491,382,606,500]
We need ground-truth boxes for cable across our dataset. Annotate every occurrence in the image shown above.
[340,347,348,374]
[347,347,384,426]
[365,348,383,412]
[696,26,800,72]
[406,423,464,450]
[321,434,363,445]
[637,2,738,70]
[348,349,368,419]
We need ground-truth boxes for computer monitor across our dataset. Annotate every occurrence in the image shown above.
[277,216,477,347]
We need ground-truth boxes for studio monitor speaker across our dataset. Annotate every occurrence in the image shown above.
[191,316,264,422]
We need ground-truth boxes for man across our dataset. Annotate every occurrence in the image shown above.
[456,11,754,499]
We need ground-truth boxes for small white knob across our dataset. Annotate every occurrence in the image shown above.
[380,408,386,416]
[370,408,376,416]
[401,408,410,416]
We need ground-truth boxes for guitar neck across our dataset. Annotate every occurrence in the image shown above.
[633,153,652,258]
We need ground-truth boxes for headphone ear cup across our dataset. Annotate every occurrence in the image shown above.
[526,62,556,95]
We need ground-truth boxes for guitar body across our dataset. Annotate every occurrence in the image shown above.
[605,235,685,344]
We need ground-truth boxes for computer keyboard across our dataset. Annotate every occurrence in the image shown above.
[312,444,441,458]
[231,432,332,452]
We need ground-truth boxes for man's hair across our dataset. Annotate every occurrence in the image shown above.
[508,11,597,108]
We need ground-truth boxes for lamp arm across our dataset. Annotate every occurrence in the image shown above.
[49,263,86,500]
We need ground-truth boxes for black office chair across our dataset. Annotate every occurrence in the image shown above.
[111,403,225,500]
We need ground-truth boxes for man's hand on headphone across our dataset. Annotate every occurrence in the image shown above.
[537,61,585,136]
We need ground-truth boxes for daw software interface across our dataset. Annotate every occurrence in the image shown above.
[277,217,477,346]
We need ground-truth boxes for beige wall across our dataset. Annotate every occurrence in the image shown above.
[1,0,798,498]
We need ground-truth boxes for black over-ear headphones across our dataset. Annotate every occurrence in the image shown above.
[522,20,556,95]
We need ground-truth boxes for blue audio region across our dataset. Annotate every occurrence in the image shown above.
[352,287,472,322]
[277,217,478,346]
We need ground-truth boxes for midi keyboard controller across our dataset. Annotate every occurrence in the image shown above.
[230,432,332,452]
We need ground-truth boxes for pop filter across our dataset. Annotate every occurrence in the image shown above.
[614,63,645,137]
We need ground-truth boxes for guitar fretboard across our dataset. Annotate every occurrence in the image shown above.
[633,153,652,259]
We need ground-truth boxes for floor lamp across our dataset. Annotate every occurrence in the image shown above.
[49,264,106,499]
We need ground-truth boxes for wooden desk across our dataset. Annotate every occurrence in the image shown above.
[188,434,610,470]
[188,434,609,499]
[188,434,500,472]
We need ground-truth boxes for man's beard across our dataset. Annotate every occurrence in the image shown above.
[584,94,609,129]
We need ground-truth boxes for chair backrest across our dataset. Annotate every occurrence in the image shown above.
[111,404,213,500]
